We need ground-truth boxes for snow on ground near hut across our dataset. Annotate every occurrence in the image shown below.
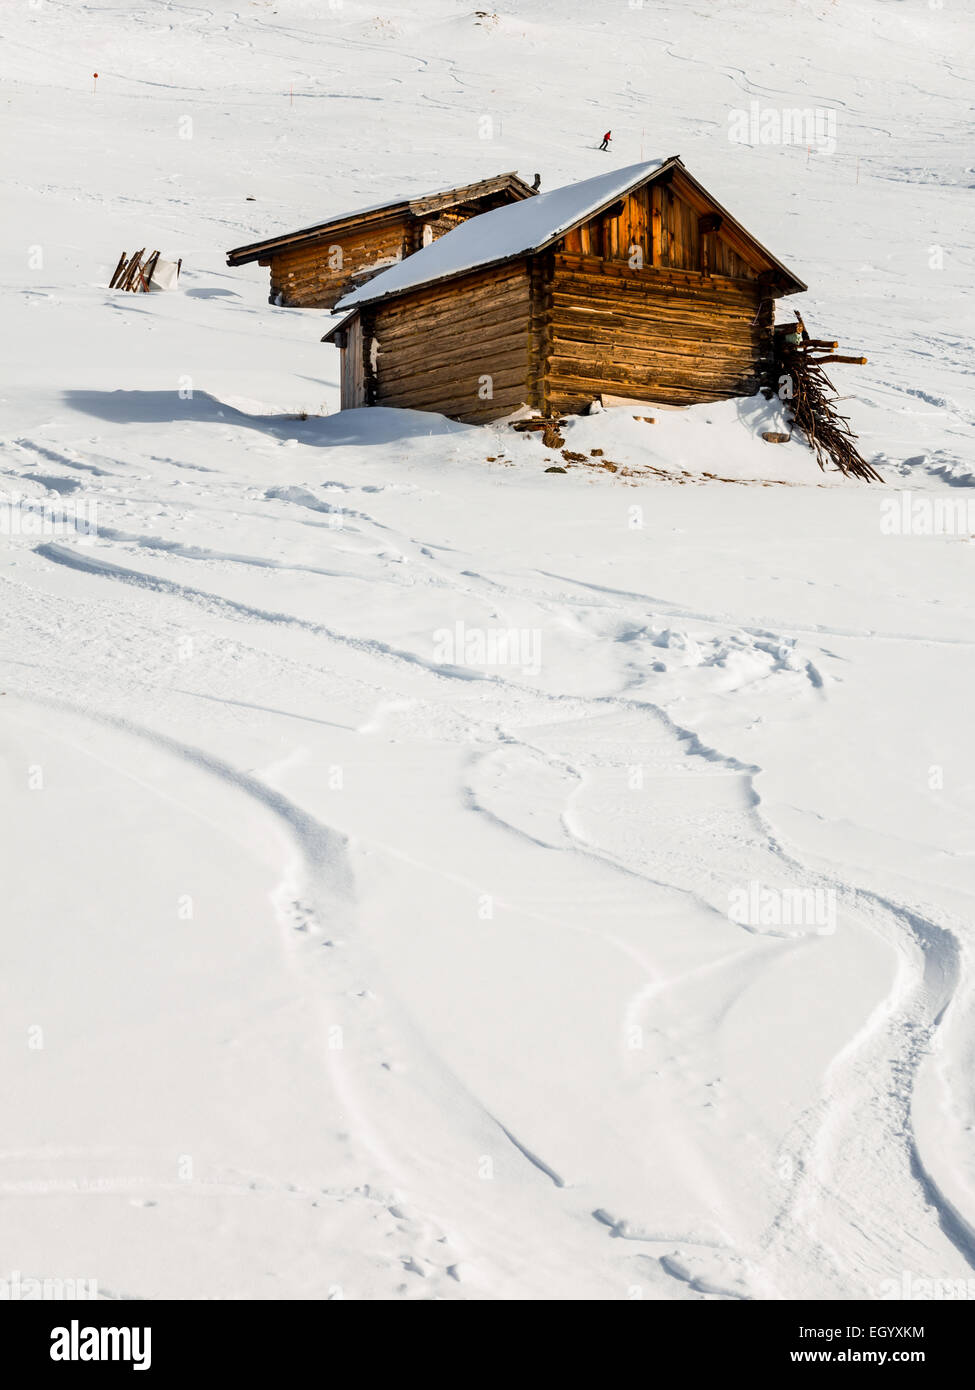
[1,0,974,1300]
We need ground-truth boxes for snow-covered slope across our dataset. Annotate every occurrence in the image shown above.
[2,0,974,1301]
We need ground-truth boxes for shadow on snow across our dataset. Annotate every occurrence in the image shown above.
[61,390,476,447]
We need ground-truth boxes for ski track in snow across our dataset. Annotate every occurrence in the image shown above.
[7,459,974,1298]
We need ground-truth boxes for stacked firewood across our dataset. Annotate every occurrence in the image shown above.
[775,312,881,483]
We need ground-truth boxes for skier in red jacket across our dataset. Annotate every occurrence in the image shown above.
[599,130,612,151]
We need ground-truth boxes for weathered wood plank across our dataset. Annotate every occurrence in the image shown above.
[549,337,760,372]
[376,284,529,338]
[650,185,664,267]
[548,381,744,410]
[377,335,529,386]
[550,294,762,326]
[375,304,528,355]
[553,275,760,310]
[548,367,758,395]
[550,304,762,342]
[339,314,367,410]
[553,257,761,299]
[550,303,763,336]
[548,357,759,391]
[376,262,528,314]
[377,367,528,415]
[377,359,529,399]
[562,226,583,255]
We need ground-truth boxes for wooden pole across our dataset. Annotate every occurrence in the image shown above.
[121,249,145,291]
[807,354,868,366]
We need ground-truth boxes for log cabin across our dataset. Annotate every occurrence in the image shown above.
[321,157,807,421]
[226,172,538,309]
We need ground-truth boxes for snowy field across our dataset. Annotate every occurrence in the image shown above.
[2,0,974,1301]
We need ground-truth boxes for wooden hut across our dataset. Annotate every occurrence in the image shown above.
[226,172,538,309]
[321,158,807,421]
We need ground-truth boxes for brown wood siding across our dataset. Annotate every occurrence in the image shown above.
[265,206,509,309]
[564,183,758,280]
[269,217,410,309]
[527,252,554,415]
[545,253,773,410]
[339,315,367,410]
[370,263,532,423]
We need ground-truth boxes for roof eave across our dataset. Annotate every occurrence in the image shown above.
[227,172,537,267]
[407,171,537,216]
[321,309,356,344]
[671,164,806,295]
[226,204,411,266]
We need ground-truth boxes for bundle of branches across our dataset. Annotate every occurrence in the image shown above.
[775,312,882,483]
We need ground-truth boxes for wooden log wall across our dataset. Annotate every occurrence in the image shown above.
[267,217,410,308]
[266,209,484,308]
[544,252,774,411]
[370,263,532,423]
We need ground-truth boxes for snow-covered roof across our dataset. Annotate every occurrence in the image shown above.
[335,159,675,311]
[226,172,537,266]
